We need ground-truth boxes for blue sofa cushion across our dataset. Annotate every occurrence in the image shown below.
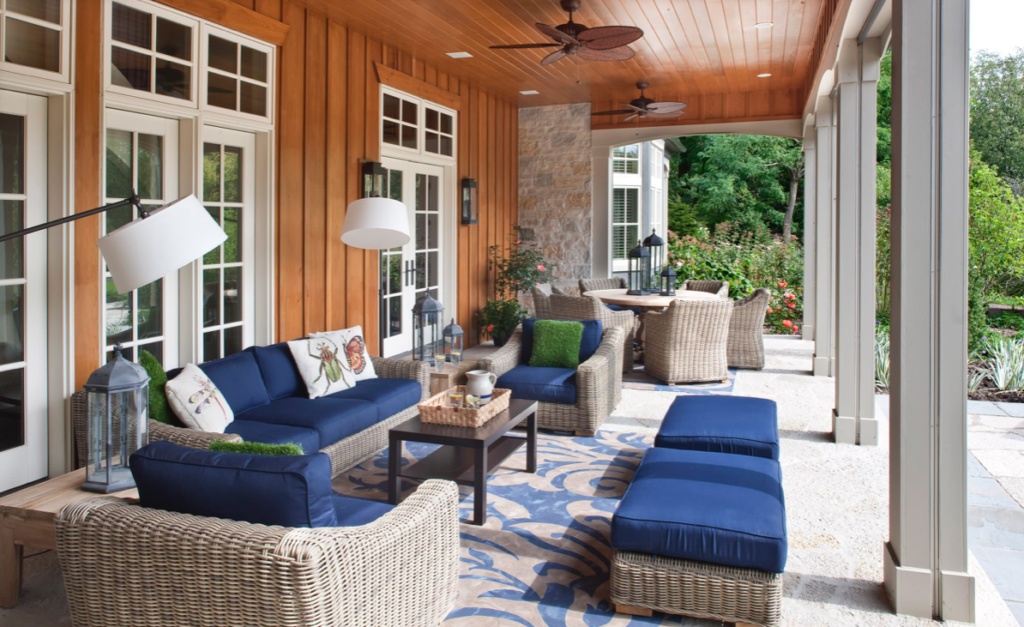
[611,447,787,573]
[225,420,321,454]
[236,397,378,448]
[192,349,271,415]
[327,378,421,422]
[521,318,602,365]
[253,342,305,400]
[655,395,780,460]
[333,494,394,526]
[130,440,338,528]
[497,365,577,405]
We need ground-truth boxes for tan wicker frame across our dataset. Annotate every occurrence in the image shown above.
[728,288,771,369]
[72,356,431,478]
[611,550,783,627]
[683,279,729,298]
[548,293,636,373]
[551,285,580,297]
[55,479,460,627]
[477,325,624,434]
[531,283,553,319]
[578,277,626,293]
[643,299,733,385]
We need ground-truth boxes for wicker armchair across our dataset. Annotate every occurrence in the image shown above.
[549,293,636,373]
[643,299,733,385]
[477,325,624,435]
[531,283,553,319]
[72,355,431,478]
[55,479,460,627]
[729,288,771,370]
[552,285,580,297]
[579,277,627,293]
[683,280,729,298]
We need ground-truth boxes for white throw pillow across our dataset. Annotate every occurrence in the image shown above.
[164,363,234,433]
[288,334,356,399]
[310,326,377,382]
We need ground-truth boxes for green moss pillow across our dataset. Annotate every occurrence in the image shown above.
[139,349,177,426]
[208,441,304,456]
[528,320,585,369]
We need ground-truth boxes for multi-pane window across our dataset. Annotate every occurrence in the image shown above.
[414,173,441,301]
[204,30,272,119]
[381,89,457,160]
[0,0,67,78]
[612,188,639,261]
[613,144,640,174]
[380,169,403,340]
[109,0,197,103]
[383,92,418,150]
[201,143,244,361]
[424,106,453,157]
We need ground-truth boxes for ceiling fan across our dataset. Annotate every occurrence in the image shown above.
[592,82,687,122]
[489,0,644,66]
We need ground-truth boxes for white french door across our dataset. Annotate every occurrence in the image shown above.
[0,90,47,493]
[380,157,444,357]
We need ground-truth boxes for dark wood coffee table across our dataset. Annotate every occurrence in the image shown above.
[388,399,538,525]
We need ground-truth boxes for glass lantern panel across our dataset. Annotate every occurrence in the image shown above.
[86,391,110,482]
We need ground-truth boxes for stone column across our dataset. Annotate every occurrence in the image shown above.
[802,123,817,342]
[884,0,974,620]
[812,96,834,377]
[832,38,881,446]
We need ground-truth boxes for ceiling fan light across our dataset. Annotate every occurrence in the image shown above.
[758,73,772,78]
[520,90,540,95]
[446,52,473,59]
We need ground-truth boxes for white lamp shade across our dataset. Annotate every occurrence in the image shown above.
[97,195,227,294]
[341,197,411,249]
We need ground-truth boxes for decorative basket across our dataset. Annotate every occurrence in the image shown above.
[418,386,511,428]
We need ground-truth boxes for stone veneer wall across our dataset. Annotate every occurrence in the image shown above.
[518,103,593,306]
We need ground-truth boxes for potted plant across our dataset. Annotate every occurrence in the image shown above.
[478,226,553,345]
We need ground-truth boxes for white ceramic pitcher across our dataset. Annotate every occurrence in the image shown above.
[465,370,498,405]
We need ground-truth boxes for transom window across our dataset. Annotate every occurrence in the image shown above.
[108,0,198,104]
[0,0,69,80]
[613,144,640,174]
[383,92,419,151]
[381,88,457,160]
[612,187,639,261]
[203,29,273,120]
[424,106,454,157]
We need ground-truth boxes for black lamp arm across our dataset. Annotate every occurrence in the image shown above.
[0,191,145,245]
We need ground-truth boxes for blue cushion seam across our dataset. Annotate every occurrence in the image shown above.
[613,513,786,540]
[658,435,778,444]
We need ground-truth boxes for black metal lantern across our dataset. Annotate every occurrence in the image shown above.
[83,345,150,493]
[627,239,652,296]
[659,264,677,296]
[362,161,388,198]
[412,292,444,361]
[461,178,478,225]
[442,318,464,362]
[643,228,665,276]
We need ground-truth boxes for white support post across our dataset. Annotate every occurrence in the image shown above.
[591,147,612,279]
[802,123,817,342]
[884,0,974,620]
[812,96,834,377]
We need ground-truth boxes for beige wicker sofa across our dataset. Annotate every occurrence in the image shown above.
[728,288,771,370]
[55,479,460,627]
[643,299,734,385]
[549,293,636,373]
[683,280,729,298]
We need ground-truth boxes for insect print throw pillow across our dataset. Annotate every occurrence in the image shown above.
[310,326,377,383]
[288,334,356,399]
[164,363,235,432]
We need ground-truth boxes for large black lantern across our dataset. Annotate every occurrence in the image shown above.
[659,264,677,296]
[412,292,444,361]
[83,345,150,493]
[643,228,665,275]
[443,317,464,363]
[627,240,652,296]
[461,178,478,225]
[362,161,388,198]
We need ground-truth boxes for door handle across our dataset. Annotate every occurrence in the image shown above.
[404,260,417,287]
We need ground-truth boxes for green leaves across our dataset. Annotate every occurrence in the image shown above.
[970,50,1024,183]
[488,225,553,300]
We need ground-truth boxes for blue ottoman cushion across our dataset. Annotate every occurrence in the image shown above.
[655,395,779,460]
[497,365,577,405]
[612,447,787,573]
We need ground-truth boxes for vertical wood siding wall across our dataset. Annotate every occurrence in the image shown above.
[73,0,518,385]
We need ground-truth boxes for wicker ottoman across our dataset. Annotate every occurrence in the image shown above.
[654,395,779,460]
[611,447,787,627]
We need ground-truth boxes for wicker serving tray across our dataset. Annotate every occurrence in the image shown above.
[418,386,512,428]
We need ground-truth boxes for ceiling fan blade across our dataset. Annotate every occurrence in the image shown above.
[490,43,563,49]
[577,45,636,62]
[577,26,644,50]
[591,109,636,116]
[536,22,579,46]
[647,111,685,119]
[620,102,646,112]
[623,113,639,122]
[647,102,687,113]
[541,48,569,66]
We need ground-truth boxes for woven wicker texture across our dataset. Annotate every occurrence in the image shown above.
[611,550,783,627]
[578,277,626,293]
[683,280,730,298]
[531,283,553,319]
[728,288,771,369]
[643,298,733,385]
[552,285,580,297]
[55,479,460,627]
[548,293,636,373]
[477,325,623,433]
[72,356,431,477]
[419,387,511,427]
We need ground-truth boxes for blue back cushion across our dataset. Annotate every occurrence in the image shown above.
[130,440,338,528]
[197,349,271,414]
[521,318,602,365]
[253,342,305,400]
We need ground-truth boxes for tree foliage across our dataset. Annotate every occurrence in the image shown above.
[970,50,1024,184]
[969,149,1024,296]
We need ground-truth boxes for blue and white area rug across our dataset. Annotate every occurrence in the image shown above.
[622,365,736,395]
[333,431,716,626]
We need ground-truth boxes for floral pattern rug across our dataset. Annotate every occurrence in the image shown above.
[332,431,720,627]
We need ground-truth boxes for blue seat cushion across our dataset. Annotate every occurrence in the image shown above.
[327,378,421,422]
[236,397,378,449]
[612,447,787,573]
[130,440,338,528]
[497,365,577,405]
[252,342,305,400]
[606,303,642,315]
[655,395,779,460]
[333,494,394,526]
[193,349,272,415]
[225,420,321,454]
[521,318,602,364]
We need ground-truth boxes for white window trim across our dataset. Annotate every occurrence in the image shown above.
[613,144,640,175]
[380,86,457,162]
[0,0,72,85]
[199,23,275,125]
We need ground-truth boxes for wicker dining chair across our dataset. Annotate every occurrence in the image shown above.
[683,280,729,298]
[531,283,554,319]
[549,293,636,373]
[728,288,771,370]
[643,298,734,385]
[552,285,581,297]
[579,277,627,293]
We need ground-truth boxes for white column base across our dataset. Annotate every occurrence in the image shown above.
[884,542,934,619]
[813,356,831,377]
[859,416,879,446]
[940,569,976,623]
[832,410,857,444]
[802,324,815,342]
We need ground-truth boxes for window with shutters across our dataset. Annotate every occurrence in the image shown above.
[612,144,639,174]
[612,187,639,261]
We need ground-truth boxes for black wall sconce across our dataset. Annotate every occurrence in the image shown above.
[362,161,388,198]
[461,178,478,225]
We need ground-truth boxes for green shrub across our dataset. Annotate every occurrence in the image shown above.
[208,441,304,456]
[138,349,175,425]
[974,336,1024,392]
[968,269,989,352]
[875,328,890,388]
[990,311,1024,332]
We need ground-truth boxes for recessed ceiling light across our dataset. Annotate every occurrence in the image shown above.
[757,73,772,78]
[754,22,773,29]
[446,52,473,59]
[520,90,540,95]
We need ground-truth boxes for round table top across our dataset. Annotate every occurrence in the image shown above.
[583,288,721,309]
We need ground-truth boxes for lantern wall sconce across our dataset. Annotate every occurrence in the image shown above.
[361,161,388,198]
[461,178,478,225]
